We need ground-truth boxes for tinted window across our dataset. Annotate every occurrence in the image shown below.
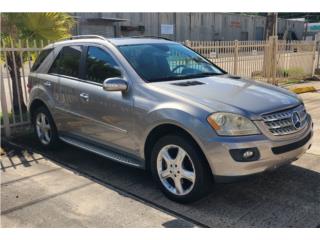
[118,43,224,82]
[49,46,82,78]
[85,46,121,84]
[31,48,53,72]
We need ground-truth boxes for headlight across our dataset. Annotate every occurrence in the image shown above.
[207,112,260,136]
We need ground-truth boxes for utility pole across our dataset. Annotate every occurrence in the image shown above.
[263,13,278,83]
[265,12,278,39]
[274,13,278,36]
[303,15,309,40]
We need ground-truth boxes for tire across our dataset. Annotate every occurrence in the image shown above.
[150,134,213,203]
[32,106,60,149]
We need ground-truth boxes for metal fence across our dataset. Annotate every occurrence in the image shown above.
[184,37,317,84]
[0,37,318,137]
[0,39,50,137]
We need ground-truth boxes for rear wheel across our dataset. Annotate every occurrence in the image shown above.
[150,134,212,203]
[32,106,59,149]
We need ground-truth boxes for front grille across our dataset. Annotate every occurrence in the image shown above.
[262,105,308,136]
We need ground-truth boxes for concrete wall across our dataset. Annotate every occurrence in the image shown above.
[72,13,305,41]
[278,18,305,40]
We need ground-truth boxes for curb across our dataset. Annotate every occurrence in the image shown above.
[289,86,318,94]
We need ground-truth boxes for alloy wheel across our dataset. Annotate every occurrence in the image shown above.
[156,144,196,196]
[35,112,52,145]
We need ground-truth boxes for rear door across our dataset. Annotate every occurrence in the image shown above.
[30,48,60,111]
[48,45,87,136]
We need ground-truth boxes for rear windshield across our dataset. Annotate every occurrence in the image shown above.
[31,48,53,72]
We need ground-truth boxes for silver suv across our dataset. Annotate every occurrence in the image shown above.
[28,35,313,203]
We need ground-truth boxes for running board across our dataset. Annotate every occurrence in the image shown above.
[59,136,143,169]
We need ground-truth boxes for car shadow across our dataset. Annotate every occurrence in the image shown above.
[2,134,320,227]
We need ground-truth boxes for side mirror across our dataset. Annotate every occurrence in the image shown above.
[102,78,128,92]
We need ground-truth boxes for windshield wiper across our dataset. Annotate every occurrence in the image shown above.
[149,72,224,82]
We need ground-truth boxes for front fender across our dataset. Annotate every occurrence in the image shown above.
[138,103,216,158]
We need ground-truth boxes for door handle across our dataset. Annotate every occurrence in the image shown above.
[80,93,89,102]
[43,81,51,87]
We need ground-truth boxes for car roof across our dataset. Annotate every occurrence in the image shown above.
[45,37,176,49]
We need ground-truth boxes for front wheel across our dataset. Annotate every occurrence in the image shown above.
[150,134,213,203]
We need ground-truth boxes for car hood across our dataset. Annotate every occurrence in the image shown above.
[150,75,301,119]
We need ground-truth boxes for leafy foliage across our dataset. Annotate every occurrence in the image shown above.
[1,13,75,43]
[1,13,75,62]
[0,13,75,113]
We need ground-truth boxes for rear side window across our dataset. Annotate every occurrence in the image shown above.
[31,48,53,72]
[85,46,122,84]
[49,46,82,78]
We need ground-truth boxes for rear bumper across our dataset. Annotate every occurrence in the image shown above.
[202,117,313,178]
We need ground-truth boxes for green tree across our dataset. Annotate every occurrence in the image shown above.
[1,13,75,114]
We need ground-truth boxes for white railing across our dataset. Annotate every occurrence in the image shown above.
[184,37,317,84]
[1,39,49,137]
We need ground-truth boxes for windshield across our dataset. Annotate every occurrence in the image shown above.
[117,43,225,82]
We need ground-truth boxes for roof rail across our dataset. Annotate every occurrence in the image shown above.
[59,35,107,41]
[130,35,172,41]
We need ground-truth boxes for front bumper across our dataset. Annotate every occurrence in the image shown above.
[202,116,313,179]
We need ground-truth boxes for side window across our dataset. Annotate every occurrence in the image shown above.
[85,46,122,84]
[49,46,82,78]
[31,48,53,72]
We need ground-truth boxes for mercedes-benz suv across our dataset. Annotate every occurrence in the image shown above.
[28,35,313,203]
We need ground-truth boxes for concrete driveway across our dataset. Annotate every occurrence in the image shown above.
[1,89,320,227]
[0,143,196,228]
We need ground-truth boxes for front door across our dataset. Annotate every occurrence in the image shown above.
[72,45,135,154]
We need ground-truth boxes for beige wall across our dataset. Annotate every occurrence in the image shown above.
[72,13,305,41]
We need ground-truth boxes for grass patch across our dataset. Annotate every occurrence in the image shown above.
[277,67,306,79]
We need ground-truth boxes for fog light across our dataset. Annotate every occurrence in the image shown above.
[243,150,254,159]
[229,147,260,162]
